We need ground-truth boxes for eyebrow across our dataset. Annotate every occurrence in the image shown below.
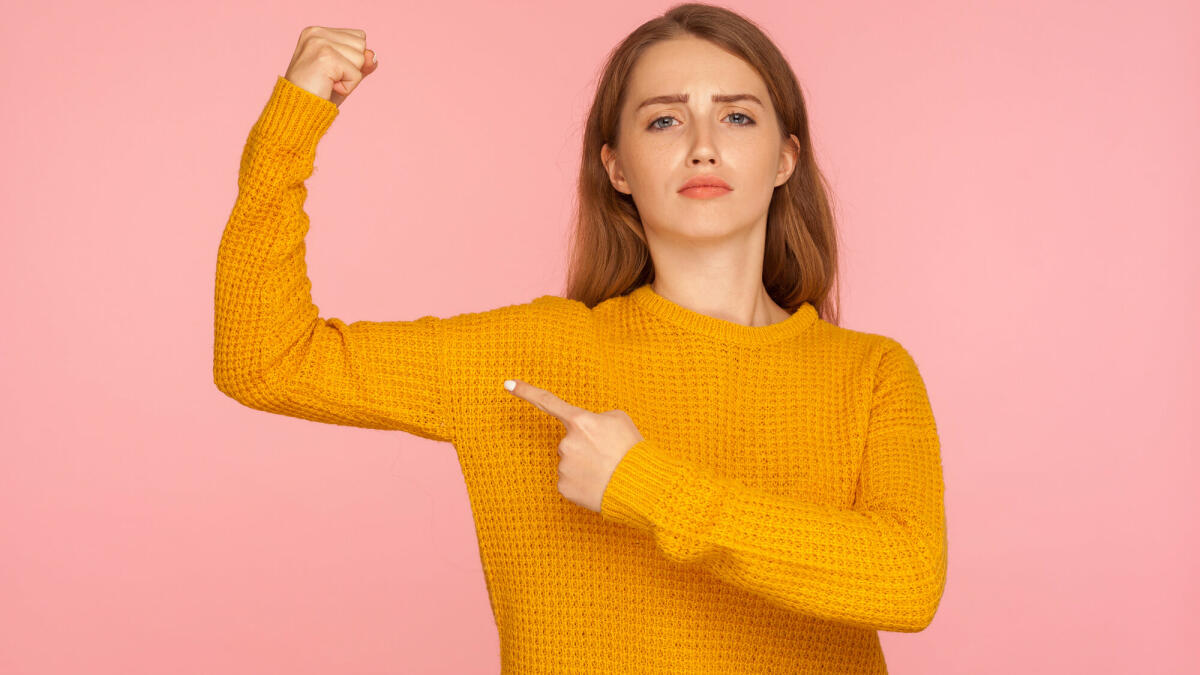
[635,93,764,111]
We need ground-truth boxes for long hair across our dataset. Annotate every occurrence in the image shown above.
[564,2,841,326]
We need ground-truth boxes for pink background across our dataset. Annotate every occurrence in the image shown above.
[2,1,1197,672]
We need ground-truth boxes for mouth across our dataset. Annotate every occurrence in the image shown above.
[678,185,733,199]
[678,174,733,197]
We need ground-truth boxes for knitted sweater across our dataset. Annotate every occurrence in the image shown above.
[213,75,948,674]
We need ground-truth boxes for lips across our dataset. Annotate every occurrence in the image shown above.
[678,174,732,192]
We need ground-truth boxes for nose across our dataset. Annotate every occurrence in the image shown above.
[688,144,719,165]
[687,125,719,166]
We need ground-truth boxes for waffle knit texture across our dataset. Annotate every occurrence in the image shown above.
[214,75,948,674]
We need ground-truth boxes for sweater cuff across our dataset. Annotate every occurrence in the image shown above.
[600,438,687,530]
[249,75,340,152]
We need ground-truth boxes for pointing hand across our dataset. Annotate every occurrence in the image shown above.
[504,379,644,513]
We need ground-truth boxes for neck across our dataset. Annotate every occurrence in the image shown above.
[650,278,789,328]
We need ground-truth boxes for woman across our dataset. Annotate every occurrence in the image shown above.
[214,3,947,672]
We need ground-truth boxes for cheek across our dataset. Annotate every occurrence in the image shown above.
[644,143,686,173]
[623,152,666,191]
[725,149,777,191]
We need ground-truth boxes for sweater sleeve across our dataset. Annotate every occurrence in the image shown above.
[598,337,948,633]
[212,76,453,442]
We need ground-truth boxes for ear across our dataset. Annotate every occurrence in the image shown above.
[775,133,801,187]
[601,142,632,195]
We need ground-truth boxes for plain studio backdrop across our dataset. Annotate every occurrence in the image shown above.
[1,1,1196,673]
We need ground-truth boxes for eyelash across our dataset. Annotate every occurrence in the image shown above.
[646,112,757,131]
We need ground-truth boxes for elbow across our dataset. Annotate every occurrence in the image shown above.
[213,355,273,408]
[875,524,946,633]
[898,533,948,633]
[214,372,240,402]
[212,352,248,401]
[902,589,944,633]
[905,589,945,633]
[213,339,275,404]
[213,366,251,405]
[882,568,945,633]
[213,369,287,416]
[213,351,298,416]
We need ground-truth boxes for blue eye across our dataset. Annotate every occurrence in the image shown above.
[647,112,757,131]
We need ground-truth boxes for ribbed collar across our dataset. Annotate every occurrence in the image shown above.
[629,283,818,345]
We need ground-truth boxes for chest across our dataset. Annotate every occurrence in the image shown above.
[589,337,870,507]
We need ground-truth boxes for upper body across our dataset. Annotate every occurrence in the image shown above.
[213,74,946,673]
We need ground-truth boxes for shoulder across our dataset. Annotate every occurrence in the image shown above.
[434,293,596,385]
[520,294,596,339]
[435,292,592,330]
[807,316,905,359]
[529,293,593,323]
[807,318,924,382]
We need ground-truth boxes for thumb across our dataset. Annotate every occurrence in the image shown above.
[333,49,377,97]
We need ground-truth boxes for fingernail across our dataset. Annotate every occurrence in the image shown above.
[503,379,515,391]
[372,52,378,64]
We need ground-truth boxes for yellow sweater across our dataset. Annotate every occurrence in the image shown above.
[214,75,948,674]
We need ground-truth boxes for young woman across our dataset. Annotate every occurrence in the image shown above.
[214,4,947,672]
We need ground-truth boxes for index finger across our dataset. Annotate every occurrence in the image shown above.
[503,379,587,426]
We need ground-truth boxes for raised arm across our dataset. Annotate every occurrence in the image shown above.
[213,74,454,442]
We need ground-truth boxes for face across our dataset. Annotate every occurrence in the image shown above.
[602,36,800,244]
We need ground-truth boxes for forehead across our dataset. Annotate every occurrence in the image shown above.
[626,37,767,105]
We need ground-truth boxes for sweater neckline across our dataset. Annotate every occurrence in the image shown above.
[629,283,818,345]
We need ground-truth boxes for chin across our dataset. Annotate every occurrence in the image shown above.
[660,222,742,242]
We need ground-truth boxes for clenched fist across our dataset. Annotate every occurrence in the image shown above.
[284,26,379,107]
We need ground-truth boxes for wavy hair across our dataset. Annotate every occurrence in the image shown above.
[563,2,841,326]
